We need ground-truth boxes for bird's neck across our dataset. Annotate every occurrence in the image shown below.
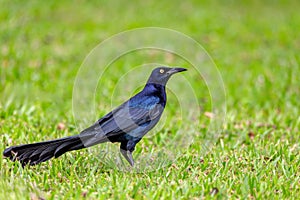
[144,83,167,105]
[144,83,166,92]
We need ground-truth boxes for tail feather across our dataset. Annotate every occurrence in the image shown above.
[53,140,82,158]
[3,135,85,166]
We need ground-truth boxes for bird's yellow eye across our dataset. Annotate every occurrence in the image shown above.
[159,69,164,73]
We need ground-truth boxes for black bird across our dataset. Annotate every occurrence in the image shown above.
[3,67,187,167]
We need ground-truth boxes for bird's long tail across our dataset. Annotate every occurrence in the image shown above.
[3,135,86,166]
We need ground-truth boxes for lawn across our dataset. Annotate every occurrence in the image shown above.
[1,0,300,199]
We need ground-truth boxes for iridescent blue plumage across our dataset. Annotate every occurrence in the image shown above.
[3,67,187,167]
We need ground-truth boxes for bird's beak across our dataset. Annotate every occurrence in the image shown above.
[167,67,187,75]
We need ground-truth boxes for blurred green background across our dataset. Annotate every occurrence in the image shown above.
[1,0,299,199]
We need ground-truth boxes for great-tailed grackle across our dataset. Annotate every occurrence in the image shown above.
[3,67,187,167]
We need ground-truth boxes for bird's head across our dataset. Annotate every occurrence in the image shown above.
[146,67,187,86]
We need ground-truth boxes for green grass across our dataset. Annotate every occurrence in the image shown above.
[1,0,300,199]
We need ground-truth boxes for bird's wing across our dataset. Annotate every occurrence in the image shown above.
[79,95,163,140]
[104,101,164,137]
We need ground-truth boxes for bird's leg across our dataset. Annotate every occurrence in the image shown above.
[120,149,134,166]
[120,140,137,167]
